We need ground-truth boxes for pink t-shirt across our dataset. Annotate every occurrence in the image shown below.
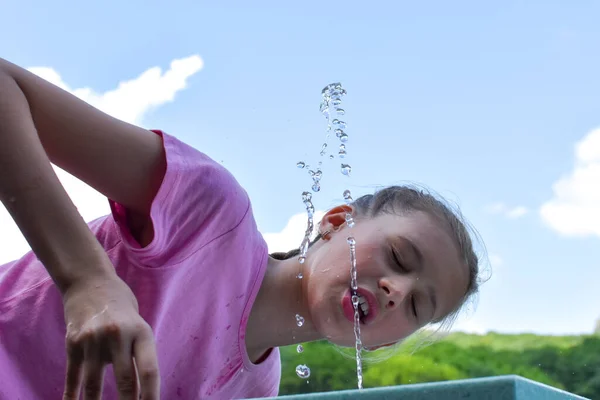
[0,130,280,399]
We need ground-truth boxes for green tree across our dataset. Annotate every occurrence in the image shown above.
[278,333,600,399]
[363,354,466,387]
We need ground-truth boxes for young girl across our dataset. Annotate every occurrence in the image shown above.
[0,57,482,399]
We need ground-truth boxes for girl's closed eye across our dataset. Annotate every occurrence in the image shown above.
[410,295,418,319]
[390,248,419,319]
[391,248,409,273]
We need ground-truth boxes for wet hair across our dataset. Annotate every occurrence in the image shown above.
[271,185,487,355]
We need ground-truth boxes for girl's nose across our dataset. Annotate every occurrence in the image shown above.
[378,276,410,310]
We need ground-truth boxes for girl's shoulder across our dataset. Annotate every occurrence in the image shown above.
[109,130,253,267]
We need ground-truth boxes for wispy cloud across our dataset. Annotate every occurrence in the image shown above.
[28,55,203,126]
[0,56,204,264]
[485,202,529,219]
[263,211,326,254]
[540,128,600,238]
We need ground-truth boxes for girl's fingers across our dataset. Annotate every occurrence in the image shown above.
[81,359,106,400]
[111,342,138,400]
[133,332,160,400]
[62,348,84,400]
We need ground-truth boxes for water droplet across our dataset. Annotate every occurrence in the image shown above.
[302,191,312,202]
[297,272,303,279]
[332,99,342,106]
[296,364,311,379]
[347,237,356,246]
[335,128,344,137]
[339,133,348,142]
[343,190,353,203]
[322,82,340,93]
[297,345,304,353]
[352,295,360,307]
[345,213,355,228]
[312,183,320,192]
[298,256,306,264]
[336,108,345,115]
[296,314,305,327]
[329,154,334,159]
[341,164,352,176]
[333,119,347,129]
[297,161,306,169]
[320,143,327,155]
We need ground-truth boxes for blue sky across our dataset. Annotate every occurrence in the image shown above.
[1,1,599,336]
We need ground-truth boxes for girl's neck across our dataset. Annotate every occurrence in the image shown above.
[244,254,321,363]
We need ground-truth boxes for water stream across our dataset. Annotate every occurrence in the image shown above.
[295,83,363,389]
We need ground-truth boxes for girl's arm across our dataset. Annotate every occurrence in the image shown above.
[0,57,165,288]
[0,58,161,399]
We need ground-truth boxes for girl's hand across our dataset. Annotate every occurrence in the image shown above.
[61,273,160,400]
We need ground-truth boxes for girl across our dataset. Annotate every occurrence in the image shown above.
[0,57,482,399]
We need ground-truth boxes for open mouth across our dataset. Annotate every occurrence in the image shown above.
[343,287,377,325]
[354,290,370,323]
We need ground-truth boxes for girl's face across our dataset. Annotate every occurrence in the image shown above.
[304,209,470,348]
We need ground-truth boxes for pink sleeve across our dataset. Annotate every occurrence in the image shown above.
[109,130,250,267]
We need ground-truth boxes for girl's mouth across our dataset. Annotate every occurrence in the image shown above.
[342,287,378,325]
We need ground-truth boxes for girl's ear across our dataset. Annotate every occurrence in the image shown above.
[319,204,353,233]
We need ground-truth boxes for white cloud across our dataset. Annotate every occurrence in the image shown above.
[263,211,326,253]
[540,128,600,238]
[28,55,203,126]
[485,202,529,219]
[0,56,203,265]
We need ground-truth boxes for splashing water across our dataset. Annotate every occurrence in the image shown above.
[297,191,315,265]
[322,84,363,389]
[327,87,364,389]
[294,83,363,388]
[347,234,363,389]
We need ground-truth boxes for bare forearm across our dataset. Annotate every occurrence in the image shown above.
[0,70,114,293]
